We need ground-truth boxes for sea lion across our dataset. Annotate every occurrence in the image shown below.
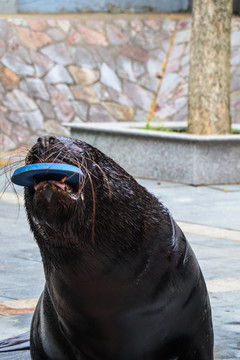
[23,135,213,360]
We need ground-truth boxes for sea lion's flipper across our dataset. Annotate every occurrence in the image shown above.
[0,331,30,352]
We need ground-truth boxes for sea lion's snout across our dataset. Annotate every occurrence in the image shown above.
[24,136,89,227]
[37,183,54,203]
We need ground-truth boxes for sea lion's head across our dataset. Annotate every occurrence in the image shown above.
[23,135,172,268]
[24,135,98,229]
[24,135,149,251]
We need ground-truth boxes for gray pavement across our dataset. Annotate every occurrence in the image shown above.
[0,174,240,359]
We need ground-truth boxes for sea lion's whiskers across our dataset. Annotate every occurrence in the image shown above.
[66,155,112,201]
[70,158,96,242]
[87,172,96,242]
[0,158,25,197]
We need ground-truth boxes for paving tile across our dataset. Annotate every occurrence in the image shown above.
[0,350,31,359]
[0,314,32,340]
[143,182,240,231]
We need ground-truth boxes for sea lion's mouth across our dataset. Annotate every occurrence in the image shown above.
[34,179,73,193]
[33,175,81,202]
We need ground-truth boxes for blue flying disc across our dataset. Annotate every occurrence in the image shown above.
[11,163,84,187]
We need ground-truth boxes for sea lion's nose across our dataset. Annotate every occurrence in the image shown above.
[37,135,57,150]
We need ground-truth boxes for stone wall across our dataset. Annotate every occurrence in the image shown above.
[0,14,240,151]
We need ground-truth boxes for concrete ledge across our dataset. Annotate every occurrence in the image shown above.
[65,122,240,185]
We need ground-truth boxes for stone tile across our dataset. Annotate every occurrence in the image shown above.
[106,24,130,45]
[133,61,145,78]
[25,78,49,101]
[45,65,73,84]
[47,28,66,41]
[166,59,181,73]
[172,82,188,99]
[19,79,29,94]
[157,73,183,101]
[0,67,19,90]
[151,48,167,62]
[139,74,158,91]
[36,99,55,119]
[119,45,149,62]
[8,112,27,127]
[57,19,71,34]
[117,56,136,82]
[231,90,240,107]
[130,19,143,32]
[8,37,32,64]
[0,135,16,151]
[162,18,177,32]
[21,110,44,132]
[92,83,111,102]
[231,75,240,92]
[11,126,30,145]
[180,54,190,67]
[100,63,122,92]
[174,29,191,44]
[68,65,100,85]
[71,85,99,103]
[144,19,161,30]
[72,101,88,121]
[94,46,117,70]
[72,47,97,68]
[161,38,172,53]
[8,110,43,132]
[7,18,28,27]
[30,50,54,77]
[41,43,73,66]
[107,87,134,107]
[231,31,240,48]
[77,22,108,46]
[172,105,188,121]
[3,89,37,111]
[178,18,192,30]
[113,19,129,30]
[146,58,162,76]
[44,120,70,137]
[155,97,186,118]
[123,80,153,111]
[67,30,83,45]
[53,100,74,123]
[133,26,160,50]
[0,113,12,136]
[180,63,189,77]
[102,102,135,121]
[1,53,34,76]
[47,19,56,27]
[0,39,5,57]
[170,43,185,60]
[0,19,9,39]
[134,108,148,122]
[28,19,46,32]
[89,104,117,122]
[55,84,74,100]
[85,20,105,33]
[231,53,240,67]
[17,27,52,49]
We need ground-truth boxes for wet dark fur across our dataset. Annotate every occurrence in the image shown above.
[23,136,213,359]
